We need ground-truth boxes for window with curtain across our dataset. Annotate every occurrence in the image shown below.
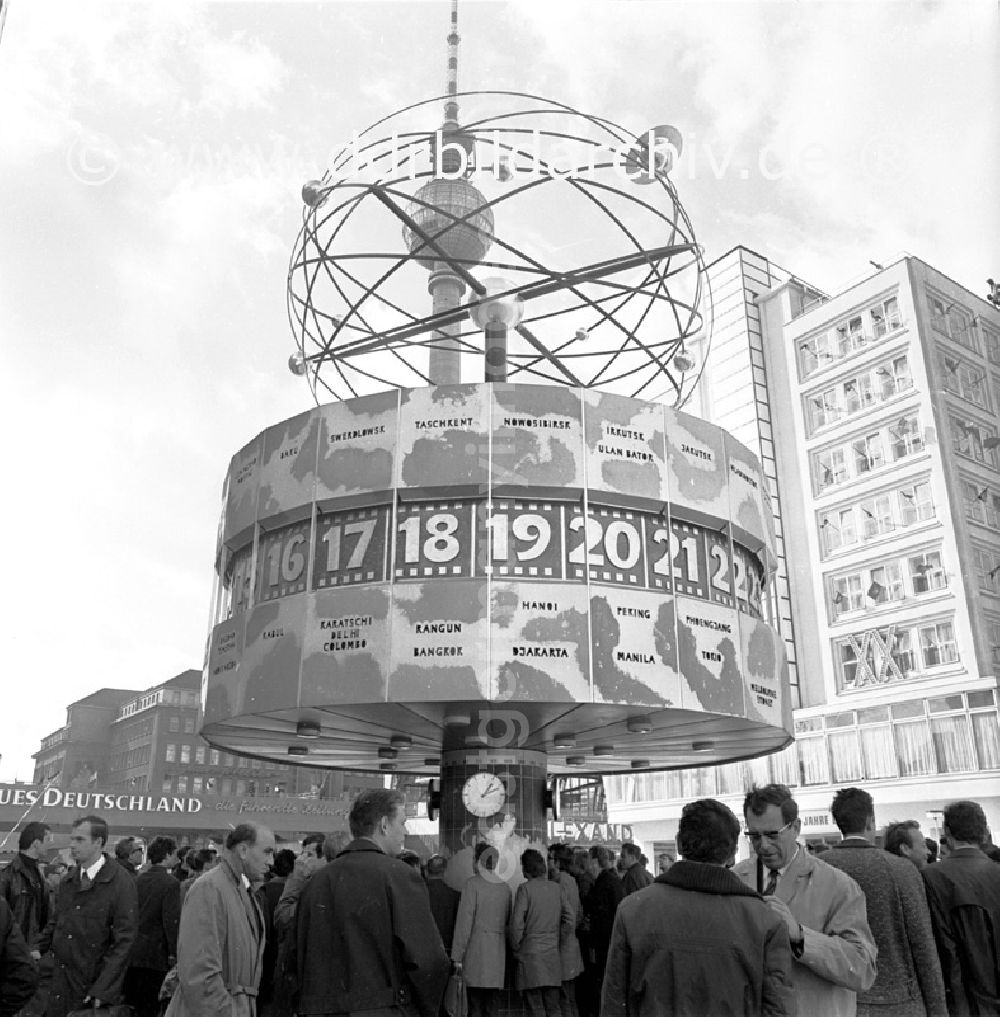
[770,743,799,786]
[930,714,976,772]
[829,729,864,782]
[896,720,936,776]
[180,745,191,764]
[798,737,829,785]
[972,711,1000,769]
[861,724,898,778]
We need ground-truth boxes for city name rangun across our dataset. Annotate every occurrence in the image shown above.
[0,787,202,814]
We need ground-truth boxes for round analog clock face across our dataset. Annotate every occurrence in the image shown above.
[461,772,507,817]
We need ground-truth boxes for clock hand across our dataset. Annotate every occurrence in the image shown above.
[486,779,502,796]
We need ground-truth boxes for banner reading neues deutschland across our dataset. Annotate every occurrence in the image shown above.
[0,784,351,836]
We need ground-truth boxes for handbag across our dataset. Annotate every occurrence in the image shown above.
[443,965,467,1017]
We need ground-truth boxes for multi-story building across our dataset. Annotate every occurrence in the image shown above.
[33,689,140,788]
[608,250,1000,857]
[34,670,379,802]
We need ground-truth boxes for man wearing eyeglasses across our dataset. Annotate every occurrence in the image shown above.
[733,784,876,1017]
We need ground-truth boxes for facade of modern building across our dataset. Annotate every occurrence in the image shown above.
[608,249,1000,859]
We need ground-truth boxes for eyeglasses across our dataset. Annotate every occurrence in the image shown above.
[744,820,794,843]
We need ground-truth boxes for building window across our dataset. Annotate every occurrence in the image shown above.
[210,749,220,766]
[963,482,999,527]
[165,744,176,763]
[177,776,188,793]
[161,777,172,793]
[871,296,901,338]
[853,432,885,474]
[810,389,843,430]
[951,417,1000,469]
[180,745,191,765]
[985,326,1000,365]
[236,780,247,795]
[820,509,858,554]
[222,778,233,795]
[815,447,849,491]
[942,354,990,408]
[192,777,203,793]
[908,552,947,594]
[223,753,234,767]
[895,718,936,776]
[860,493,895,538]
[184,718,195,734]
[195,746,206,765]
[168,717,180,733]
[897,482,934,527]
[919,621,959,668]
[798,736,829,785]
[974,547,1000,593]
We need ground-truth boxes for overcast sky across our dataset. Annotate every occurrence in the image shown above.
[1,0,996,781]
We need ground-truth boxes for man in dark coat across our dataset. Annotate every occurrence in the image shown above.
[823,788,946,1017]
[37,814,138,1017]
[0,822,51,960]
[922,799,1000,1017]
[583,846,623,978]
[0,897,38,1017]
[425,855,460,954]
[296,788,450,1017]
[124,835,180,1017]
[602,798,794,1017]
[618,844,652,896]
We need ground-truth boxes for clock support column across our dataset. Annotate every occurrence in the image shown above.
[438,747,549,893]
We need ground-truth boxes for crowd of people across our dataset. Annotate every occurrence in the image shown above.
[0,784,998,1016]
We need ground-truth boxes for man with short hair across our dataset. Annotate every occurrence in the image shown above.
[733,784,876,1017]
[166,823,274,1017]
[603,798,794,1017]
[115,838,143,877]
[125,835,180,1017]
[618,844,652,896]
[0,821,51,959]
[922,799,1000,1016]
[297,789,450,1016]
[37,814,138,1016]
[824,788,946,1017]
[656,852,674,876]
[884,820,930,870]
[301,833,325,861]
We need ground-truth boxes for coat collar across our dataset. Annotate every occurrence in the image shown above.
[340,838,386,855]
[657,860,761,897]
[830,840,878,850]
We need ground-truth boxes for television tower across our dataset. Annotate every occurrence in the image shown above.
[401,0,495,384]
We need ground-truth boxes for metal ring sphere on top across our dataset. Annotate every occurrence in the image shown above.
[287,91,712,407]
